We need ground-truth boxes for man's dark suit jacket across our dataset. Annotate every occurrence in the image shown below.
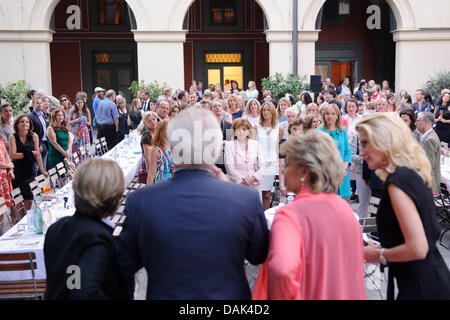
[44,212,134,300]
[28,110,46,145]
[117,169,269,300]
[336,84,352,96]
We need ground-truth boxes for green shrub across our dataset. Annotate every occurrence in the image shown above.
[261,73,310,103]
[423,70,450,100]
[0,80,32,115]
[129,80,168,100]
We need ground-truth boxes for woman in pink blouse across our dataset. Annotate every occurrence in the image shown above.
[224,119,265,189]
[253,130,366,300]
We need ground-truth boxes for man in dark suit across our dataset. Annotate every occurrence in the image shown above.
[28,95,48,171]
[336,77,352,96]
[117,108,268,300]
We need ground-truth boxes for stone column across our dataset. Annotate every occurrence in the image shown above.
[297,30,320,80]
[0,30,53,95]
[393,29,450,95]
[264,30,292,76]
[132,30,187,90]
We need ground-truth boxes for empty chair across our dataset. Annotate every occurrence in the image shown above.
[48,168,59,189]
[0,197,12,234]
[100,137,108,154]
[368,196,381,216]
[55,162,69,187]
[0,252,46,300]
[10,188,25,224]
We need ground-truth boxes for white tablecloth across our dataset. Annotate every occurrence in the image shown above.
[440,159,450,190]
[0,131,143,281]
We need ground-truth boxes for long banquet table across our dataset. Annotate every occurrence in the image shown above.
[0,131,143,281]
[440,158,450,191]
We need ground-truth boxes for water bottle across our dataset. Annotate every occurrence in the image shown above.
[33,207,43,234]
[286,193,295,204]
[113,146,118,161]
[26,209,35,234]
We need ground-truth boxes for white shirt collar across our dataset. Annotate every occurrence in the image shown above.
[101,217,115,229]
[420,128,433,141]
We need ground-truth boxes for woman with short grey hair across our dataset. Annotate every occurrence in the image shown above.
[44,159,133,300]
[253,130,365,300]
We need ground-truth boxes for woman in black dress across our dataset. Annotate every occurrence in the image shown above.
[434,92,450,144]
[9,115,48,210]
[356,112,450,300]
[128,98,142,130]
[116,95,130,143]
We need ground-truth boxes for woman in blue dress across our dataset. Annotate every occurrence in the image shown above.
[147,119,172,184]
[317,103,352,201]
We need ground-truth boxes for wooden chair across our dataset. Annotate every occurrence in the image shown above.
[79,145,87,160]
[94,139,103,156]
[100,137,108,154]
[359,217,378,234]
[0,197,12,235]
[11,188,25,224]
[56,162,69,187]
[435,182,450,248]
[28,180,41,198]
[48,168,59,189]
[72,152,80,167]
[64,158,77,180]
[0,252,46,299]
[368,196,381,216]
[35,174,50,193]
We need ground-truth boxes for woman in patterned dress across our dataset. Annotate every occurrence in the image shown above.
[0,137,14,229]
[69,96,91,156]
[147,119,172,184]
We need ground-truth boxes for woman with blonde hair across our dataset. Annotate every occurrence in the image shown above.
[246,81,259,100]
[137,111,158,136]
[305,103,320,117]
[356,112,450,300]
[277,98,291,123]
[227,94,244,120]
[47,108,72,169]
[244,99,261,127]
[256,102,284,210]
[128,98,142,130]
[253,130,365,300]
[317,103,352,201]
[147,119,172,184]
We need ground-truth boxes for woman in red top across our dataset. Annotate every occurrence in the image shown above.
[253,130,366,300]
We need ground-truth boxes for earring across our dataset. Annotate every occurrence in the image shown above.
[300,176,305,191]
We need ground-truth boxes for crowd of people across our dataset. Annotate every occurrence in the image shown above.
[1,76,450,300]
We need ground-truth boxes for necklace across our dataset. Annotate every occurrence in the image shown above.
[263,126,272,136]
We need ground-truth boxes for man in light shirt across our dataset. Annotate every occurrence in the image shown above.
[416,112,441,193]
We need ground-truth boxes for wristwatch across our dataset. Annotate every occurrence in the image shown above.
[379,248,387,266]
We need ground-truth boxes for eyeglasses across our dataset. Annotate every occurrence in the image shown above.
[61,99,67,102]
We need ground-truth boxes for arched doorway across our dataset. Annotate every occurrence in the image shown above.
[183,0,269,97]
[49,0,138,101]
[314,0,397,91]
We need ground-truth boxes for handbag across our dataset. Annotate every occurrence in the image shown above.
[138,154,147,183]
